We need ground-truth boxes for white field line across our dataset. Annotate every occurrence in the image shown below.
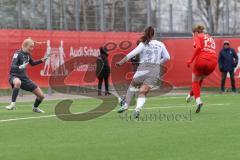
[0,94,225,107]
[0,103,230,123]
[0,93,230,104]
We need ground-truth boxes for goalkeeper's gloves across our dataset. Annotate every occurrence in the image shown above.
[19,62,29,69]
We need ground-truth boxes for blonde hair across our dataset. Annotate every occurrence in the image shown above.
[192,24,205,33]
[22,38,34,49]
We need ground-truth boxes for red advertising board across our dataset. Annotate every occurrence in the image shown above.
[0,29,239,89]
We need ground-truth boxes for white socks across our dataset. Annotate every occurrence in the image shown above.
[196,97,202,105]
[11,102,16,106]
[135,94,146,112]
[122,85,147,111]
[124,85,136,108]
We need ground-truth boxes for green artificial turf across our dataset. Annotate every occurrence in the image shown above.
[0,93,239,160]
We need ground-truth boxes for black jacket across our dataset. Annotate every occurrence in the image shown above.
[10,49,43,79]
[96,54,110,78]
[218,48,238,72]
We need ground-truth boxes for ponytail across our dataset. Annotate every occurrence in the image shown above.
[139,26,155,44]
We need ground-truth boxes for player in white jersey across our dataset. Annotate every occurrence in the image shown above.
[116,26,170,118]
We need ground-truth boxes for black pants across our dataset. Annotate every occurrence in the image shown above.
[98,75,109,93]
[221,71,236,92]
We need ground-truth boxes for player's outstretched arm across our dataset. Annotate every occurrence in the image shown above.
[116,43,144,66]
[29,56,44,66]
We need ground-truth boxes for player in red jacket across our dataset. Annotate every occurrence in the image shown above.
[186,24,217,113]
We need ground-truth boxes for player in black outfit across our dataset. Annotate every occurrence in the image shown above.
[96,47,111,96]
[5,38,48,113]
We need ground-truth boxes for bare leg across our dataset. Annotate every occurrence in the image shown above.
[192,73,205,83]
[33,87,45,100]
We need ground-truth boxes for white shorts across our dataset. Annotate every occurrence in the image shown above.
[131,63,160,88]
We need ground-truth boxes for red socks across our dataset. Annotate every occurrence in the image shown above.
[189,80,203,99]
[192,81,201,99]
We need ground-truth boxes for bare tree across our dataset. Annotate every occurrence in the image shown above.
[195,0,224,33]
[1,0,240,34]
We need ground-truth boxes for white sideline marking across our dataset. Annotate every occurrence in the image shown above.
[0,115,56,122]
[0,103,228,123]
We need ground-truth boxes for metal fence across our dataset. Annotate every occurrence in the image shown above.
[0,0,239,34]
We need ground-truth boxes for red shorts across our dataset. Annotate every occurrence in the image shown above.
[193,53,217,76]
